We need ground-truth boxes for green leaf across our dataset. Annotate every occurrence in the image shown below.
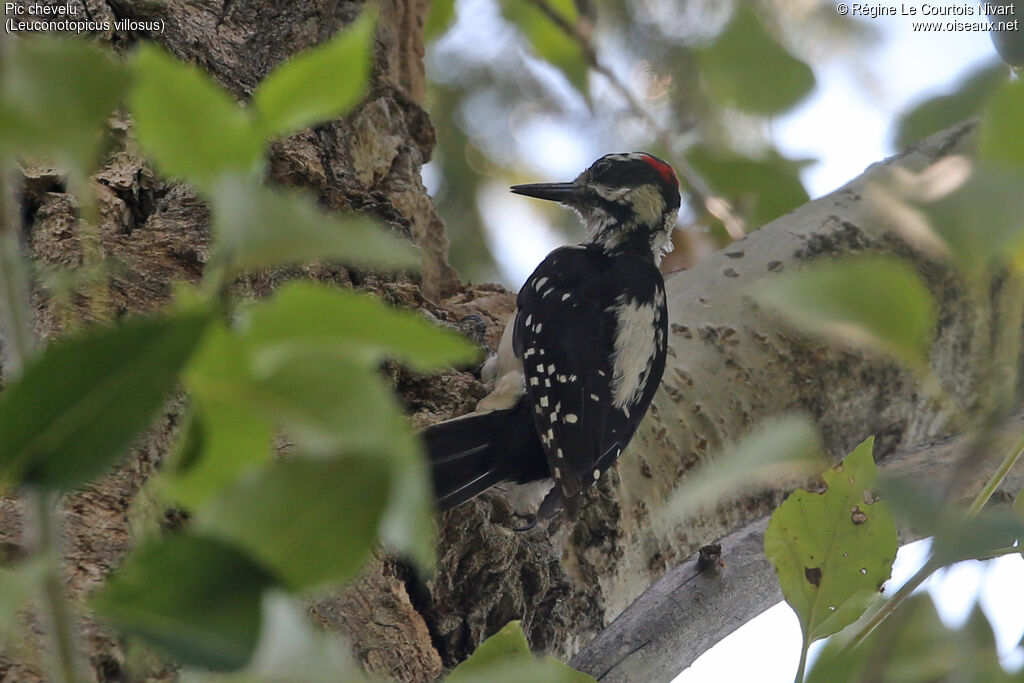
[182,303,440,569]
[242,281,479,372]
[896,61,1008,150]
[253,354,417,456]
[688,146,812,230]
[501,0,588,94]
[131,44,262,189]
[184,319,409,456]
[870,161,1024,276]
[754,255,936,369]
[425,0,457,41]
[0,37,128,172]
[451,620,532,678]
[0,558,46,648]
[807,595,1011,682]
[696,6,815,115]
[0,311,210,490]
[450,621,596,683]
[879,474,1024,565]
[252,11,375,137]
[160,399,273,509]
[979,78,1024,168]
[181,590,368,683]
[211,179,418,277]
[196,457,389,589]
[765,437,898,645]
[664,415,824,520]
[92,534,275,671]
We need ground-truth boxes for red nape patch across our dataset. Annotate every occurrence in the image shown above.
[640,154,678,187]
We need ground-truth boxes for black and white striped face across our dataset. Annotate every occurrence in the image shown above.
[511,152,681,261]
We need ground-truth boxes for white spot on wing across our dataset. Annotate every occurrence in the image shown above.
[564,414,578,423]
[540,396,549,407]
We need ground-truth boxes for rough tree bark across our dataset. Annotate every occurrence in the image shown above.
[3,3,1023,683]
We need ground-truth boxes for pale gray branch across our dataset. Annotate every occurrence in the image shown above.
[573,410,1024,682]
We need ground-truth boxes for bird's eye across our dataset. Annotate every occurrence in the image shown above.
[591,159,612,177]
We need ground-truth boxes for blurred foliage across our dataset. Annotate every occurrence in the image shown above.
[449,621,596,682]
[894,61,1008,150]
[424,0,874,283]
[663,415,824,520]
[807,594,1013,683]
[754,255,937,371]
[0,0,1023,680]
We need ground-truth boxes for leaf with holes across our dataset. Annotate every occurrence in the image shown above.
[765,437,898,648]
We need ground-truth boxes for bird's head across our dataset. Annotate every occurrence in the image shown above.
[511,152,681,261]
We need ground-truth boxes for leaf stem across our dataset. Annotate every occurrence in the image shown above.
[965,429,1024,519]
[1,162,83,682]
[0,165,34,376]
[844,554,941,653]
[31,490,84,683]
[794,642,810,683]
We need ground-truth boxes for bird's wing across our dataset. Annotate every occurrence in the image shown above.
[514,246,667,502]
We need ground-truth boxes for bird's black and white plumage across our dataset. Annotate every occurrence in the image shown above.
[425,152,680,516]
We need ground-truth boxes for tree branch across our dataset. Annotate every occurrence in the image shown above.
[572,409,1024,681]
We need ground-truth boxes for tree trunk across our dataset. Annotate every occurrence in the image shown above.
[4,3,1023,683]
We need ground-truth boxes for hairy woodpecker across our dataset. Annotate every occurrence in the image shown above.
[426,153,680,516]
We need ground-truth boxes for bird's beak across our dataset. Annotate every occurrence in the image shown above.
[510,182,584,206]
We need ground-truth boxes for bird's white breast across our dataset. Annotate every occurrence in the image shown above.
[607,291,662,410]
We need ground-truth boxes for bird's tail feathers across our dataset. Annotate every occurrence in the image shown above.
[424,399,546,510]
